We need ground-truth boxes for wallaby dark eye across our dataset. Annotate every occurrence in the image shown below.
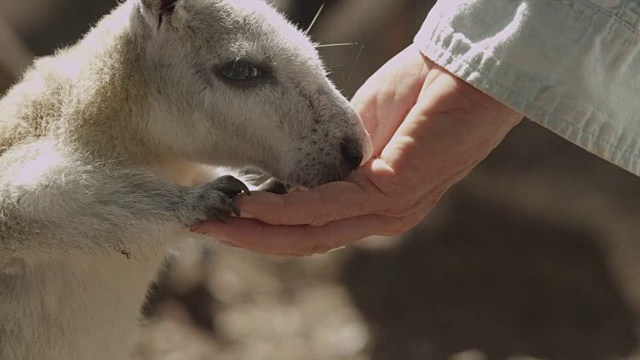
[216,59,270,86]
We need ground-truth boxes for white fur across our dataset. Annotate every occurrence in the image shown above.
[0,1,371,359]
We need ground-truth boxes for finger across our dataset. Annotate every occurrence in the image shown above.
[233,158,440,228]
[195,197,435,257]
[233,174,390,226]
[352,45,428,156]
[194,215,390,257]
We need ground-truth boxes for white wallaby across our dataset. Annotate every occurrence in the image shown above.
[0,0,371,359]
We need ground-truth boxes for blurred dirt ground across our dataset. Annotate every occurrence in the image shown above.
[3,1,640,360]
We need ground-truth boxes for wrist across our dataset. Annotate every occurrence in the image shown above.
[419,55,523,129]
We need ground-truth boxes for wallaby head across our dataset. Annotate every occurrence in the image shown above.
[130,0,372,187]
[0,3,373,360]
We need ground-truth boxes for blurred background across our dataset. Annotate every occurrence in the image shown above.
[3,1,640,359]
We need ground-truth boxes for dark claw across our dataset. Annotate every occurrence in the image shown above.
[258,178,288,195]
[214,175,251,197]
[266,181,288,195]
[192,175,251,225]
[236,179,251,196]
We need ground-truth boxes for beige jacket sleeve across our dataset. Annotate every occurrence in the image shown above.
[414,0,640,175]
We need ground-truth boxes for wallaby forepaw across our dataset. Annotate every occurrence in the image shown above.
[208,175,251,198]
[193,175,250,223]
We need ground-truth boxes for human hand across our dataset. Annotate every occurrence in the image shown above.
[193,44,523,256]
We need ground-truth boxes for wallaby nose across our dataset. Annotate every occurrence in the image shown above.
[340,137,364,171]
